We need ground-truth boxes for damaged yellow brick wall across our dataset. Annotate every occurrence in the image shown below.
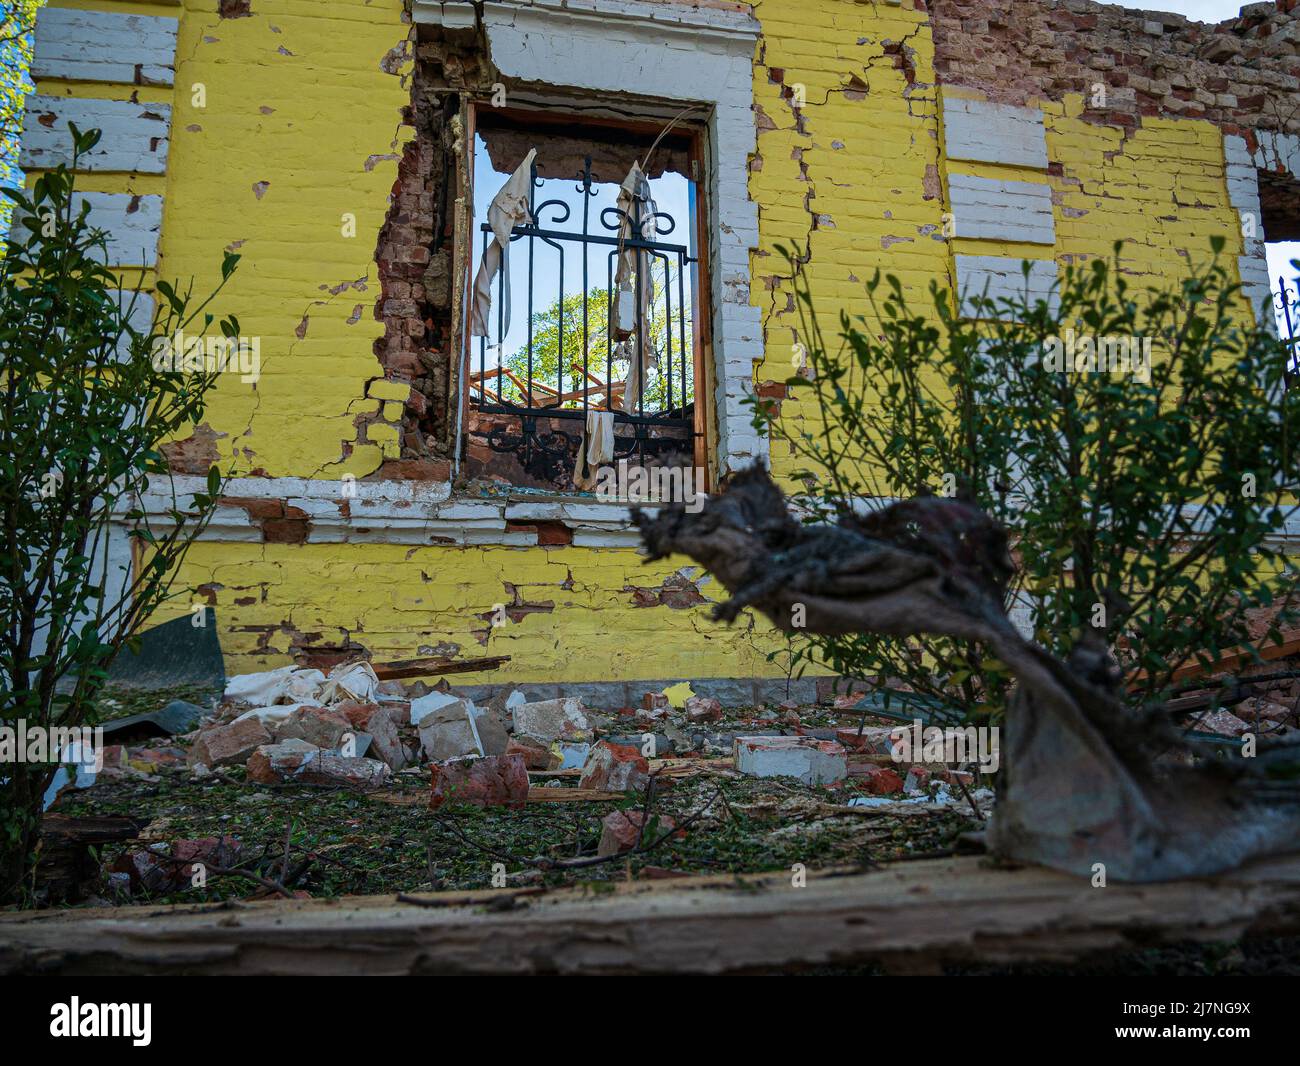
[142,0,805,681]
[161,0,956,682]
[159,0,413,479]
[748,0,945,483]
[26,0,1271,684]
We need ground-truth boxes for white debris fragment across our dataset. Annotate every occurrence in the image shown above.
[284,669,326,704]
[223,665,298,706]
[319,661,379,705]
[41,740,101,810]
[733,736,848,785]
[231,702,320,726]
[410,689,463,726]
[512,697,590,743]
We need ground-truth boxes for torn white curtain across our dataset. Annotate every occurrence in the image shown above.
[573,410,615,491]
[614,161,659,413]
[470,148,537,339]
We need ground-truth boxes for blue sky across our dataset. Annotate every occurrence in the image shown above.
[470,133,694,376]
[0,3,37,232]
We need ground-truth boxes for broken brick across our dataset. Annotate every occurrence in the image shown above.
[506,735,560,770]
[109,836,242,895]
[684,695,724,723]
[597,810,680,857]
[273,706,353,749]
[579,741,650,792]
[187,717,272,768]
[247,744,392,789]
[429,754,529,810]
[860,765,905,796]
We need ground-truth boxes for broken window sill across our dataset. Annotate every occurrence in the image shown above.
[127,474,663,549]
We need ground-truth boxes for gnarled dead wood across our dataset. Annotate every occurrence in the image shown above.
[5,854,1300,975]
[633,466,1300,882]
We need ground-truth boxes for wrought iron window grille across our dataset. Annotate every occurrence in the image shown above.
[1277,274,1299,382]
[469,154,698,485]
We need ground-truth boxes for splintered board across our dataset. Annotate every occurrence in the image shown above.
[5,852,1300,975]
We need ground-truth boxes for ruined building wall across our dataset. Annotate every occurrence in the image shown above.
[41,0,789,687]
[755,0,1299,490]
[20,0,1299,694]
[928,0,1300,301]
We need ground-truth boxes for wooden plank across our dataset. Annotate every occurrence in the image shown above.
[34,8,178,86]
[369,786,620,805]
[4,852,1300,974]
[371,653,509,680]
[526,786,619,802]
[1128,630,1300,687]
[37,815,142,905]
[22,96,171,174]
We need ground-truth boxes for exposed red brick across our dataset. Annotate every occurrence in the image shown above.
[534,521,573,546]
[373,458,451,481]
[263,517,311,544]
[219,496,284,521]
[930,0,1300,140]
[161,423,223,475]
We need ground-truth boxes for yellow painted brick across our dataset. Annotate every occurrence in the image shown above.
[368,380,412,403]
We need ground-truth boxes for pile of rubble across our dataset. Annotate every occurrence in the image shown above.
[172,664,995,814]
[61,673,1012,901]
[181,662,613,799]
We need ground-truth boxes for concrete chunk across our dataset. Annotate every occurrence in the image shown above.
[511,697,590,743]
[733,736,848,785]
[418,699,484,762]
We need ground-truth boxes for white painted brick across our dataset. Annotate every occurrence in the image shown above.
[462,530,538,546]
[955,255,1059,316]
[1239,254,1274,325]
[111,290,155,362]
[948,173,1055,244]
[1224,133,1278,330]
[33,8,178,86]
[943,93,1048,170]
[16,192,163,267]
[504,501,567,522]
[283,497,346,520]
[572,530,641,548]
[433,502,506,521]
[561,502,634,524]
[21,96,171,173]
[1251,131,1300,178]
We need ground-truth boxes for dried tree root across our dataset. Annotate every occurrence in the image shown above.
[633,466,1300,882]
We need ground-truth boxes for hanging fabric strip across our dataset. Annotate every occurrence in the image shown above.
[573,410,616,491]
[613,160,660,413]
[470,147,537,339]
